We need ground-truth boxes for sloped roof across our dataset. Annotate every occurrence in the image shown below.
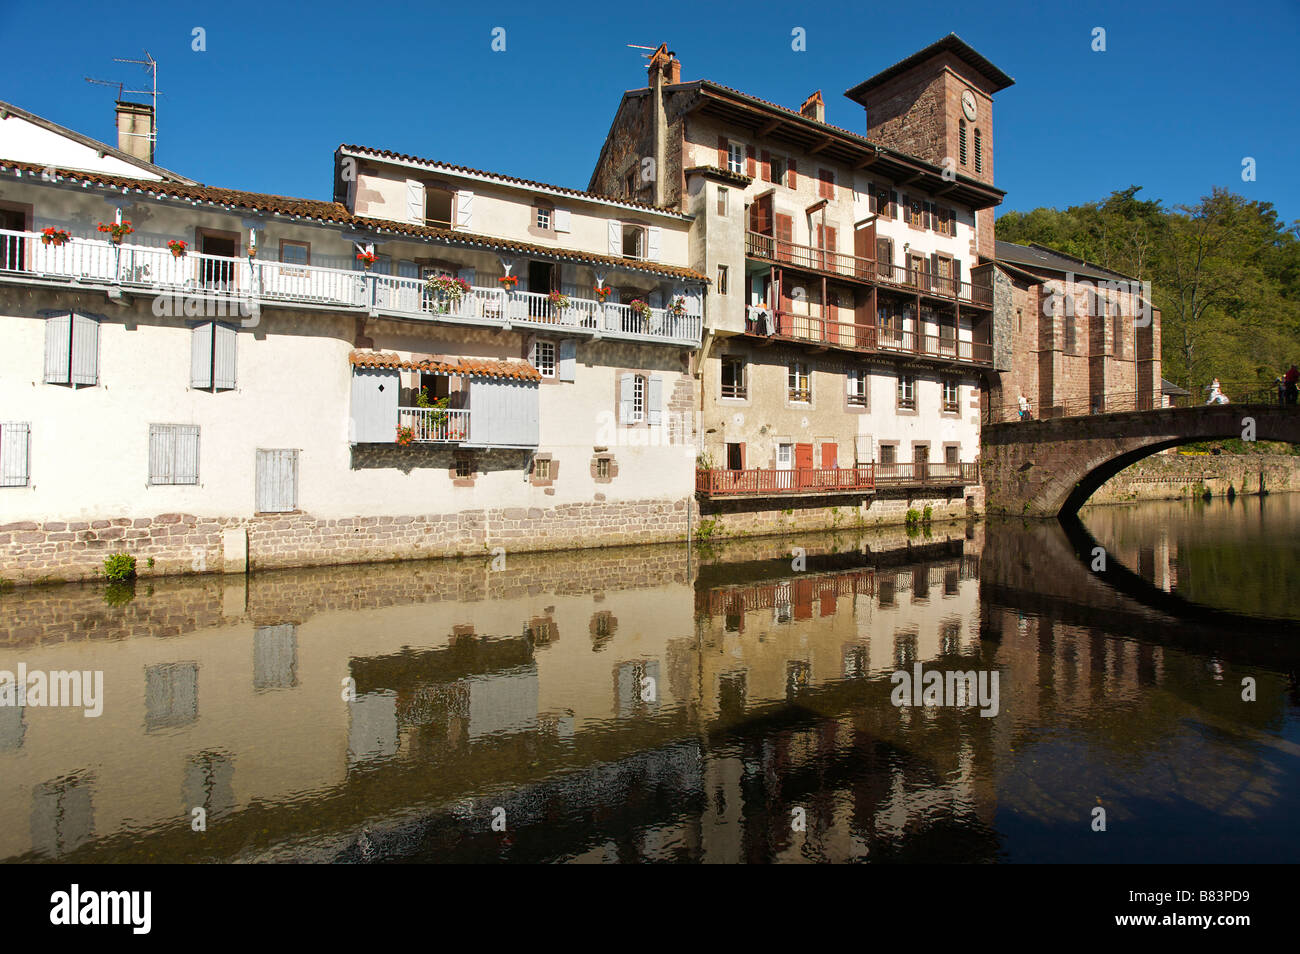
[995,240,1138,283]
[349,350,541,381]
[844,34,1015,102]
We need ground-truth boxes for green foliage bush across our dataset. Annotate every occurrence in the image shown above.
[103,553,137,583]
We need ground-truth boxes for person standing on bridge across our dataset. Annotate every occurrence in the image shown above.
[1018,394,1033,421]
[1206,379,1229,405]
[1284,365,1299,406]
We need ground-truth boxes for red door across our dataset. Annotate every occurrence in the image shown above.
[795,442,814,489]
[821,442,837,468]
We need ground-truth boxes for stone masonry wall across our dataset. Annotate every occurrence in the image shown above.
[0,497,692,585]
[1086,453,1300,505]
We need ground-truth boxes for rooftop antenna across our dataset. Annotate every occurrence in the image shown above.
[85,51,160,158]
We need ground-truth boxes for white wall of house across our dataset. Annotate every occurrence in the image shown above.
[0,112,165,180]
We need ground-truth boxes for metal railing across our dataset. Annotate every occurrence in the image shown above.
[745,231,993,306]
[981,384,1280,425]
[748,307,993,365]
[397,407,471,442]
[0,229,702,344]
[695,461,978,496]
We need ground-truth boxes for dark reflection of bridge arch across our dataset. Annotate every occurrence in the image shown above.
[982,403,1300,517]
[981,516,1300,669]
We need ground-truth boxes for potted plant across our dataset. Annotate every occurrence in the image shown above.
[549,290,569,315]
[498,275,518,291]
[417,387,450,433]
[356,249,377,268]
[97,220,134,243]
[629,298,652,320]
[395,425,415,447]
[41,227,71,247]
[593,285,612,303]
[668,295,687,317]
[167,239,188,258]
[425,273,470,312]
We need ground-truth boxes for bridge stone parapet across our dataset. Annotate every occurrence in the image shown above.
[981,404,1300,517]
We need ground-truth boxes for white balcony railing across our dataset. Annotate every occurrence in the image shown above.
[0,229,702,344]
[397,406,471,443]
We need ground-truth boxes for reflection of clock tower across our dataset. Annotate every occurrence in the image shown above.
[845,34,1013,260]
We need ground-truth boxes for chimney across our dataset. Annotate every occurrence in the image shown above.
[646,43,681,86]
[799,90,825,123]
[115,100,154,163]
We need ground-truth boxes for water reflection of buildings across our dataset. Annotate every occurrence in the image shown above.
[0,518,1290,863]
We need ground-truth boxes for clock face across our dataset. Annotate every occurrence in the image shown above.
[961,89,977,121]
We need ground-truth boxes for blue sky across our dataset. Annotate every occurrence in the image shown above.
[4,0,1298,225]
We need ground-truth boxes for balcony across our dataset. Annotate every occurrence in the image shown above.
[397,407,471,442]
[746,231,993,307]
[748,308,993,366]
[0,230,702,346]
[696,462,978,497]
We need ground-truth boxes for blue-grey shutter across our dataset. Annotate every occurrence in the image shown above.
[70,314,98,386]
[558,339,577,382]
[349,369,399,443]
[213,323,237,390]
[648,375,664,426]
[0,422,31,487]
[191,322,214,389]
[256,449,299,512]
[618,373,634,423]
[175,425,200,483]
[149,424,175,484]
[467,378,538,447]
[44,313,71,384]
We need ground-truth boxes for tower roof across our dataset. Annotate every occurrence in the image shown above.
[844,33,1015,104]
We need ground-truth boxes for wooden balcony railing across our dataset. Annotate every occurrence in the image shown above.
[696,462,978,496]
[746,231,993,307]
[748,308,993,366]
[398,407,471,442]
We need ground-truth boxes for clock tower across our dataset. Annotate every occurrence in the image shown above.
[845,34,1013,259]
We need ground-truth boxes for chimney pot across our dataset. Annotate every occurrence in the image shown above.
[114,100,155,164]
[799,90,825,123]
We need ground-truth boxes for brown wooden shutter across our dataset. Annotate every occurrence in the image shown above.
[739,442,746,470]
[889,190,898,219]
[867,183,876,214]
[760,150,771,181]
[775,213,794,261]
[787,159,797,189]
[924,201,934,230]
[718,135,727,168]
[818,168,834,200]
[746,145,756,178]
[824,226,837,253]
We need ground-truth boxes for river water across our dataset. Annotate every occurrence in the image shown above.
[1,494,1296,863]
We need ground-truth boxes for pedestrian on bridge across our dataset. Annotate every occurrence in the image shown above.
[1018,394,1033,421]
[1206,379,1230,405]
[1284,365,1299,405]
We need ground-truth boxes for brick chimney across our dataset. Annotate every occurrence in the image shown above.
[646,43,681,85]
[115,100,154,163]
[799,90,825,123]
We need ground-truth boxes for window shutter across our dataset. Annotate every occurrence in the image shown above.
[0,422,31,487]
[824,226,837,253]
[787,159,797,188]
[819,168,834,200]
[256,449,299,513]
[745,145,756,178]
[70,314,98,386]
[618,373,634,423]
[175,425,200,484]
[405,178,425,224]
[924,201,934,230]
[191,322,214,389]
[889,191,898,218]
[458,266,476,288]
[761,150,771,181]
[867,184,877,215]
[717,135,727,168]
[554,208,571,232]
[558,339,577,382]
[455,190,473,228]
[648,375,663,426]
[213,323,237,390]
[149,424,175,484]
[646,226,661,261]
[44,313,71,384]
[608,220,622,256]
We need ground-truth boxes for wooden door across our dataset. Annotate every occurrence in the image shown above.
[795,442,814,488]
[775,213,794,262]
[854,220,875,279]
[821,442,837,468]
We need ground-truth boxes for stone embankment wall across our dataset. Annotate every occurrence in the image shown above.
[1087,453,1300,505]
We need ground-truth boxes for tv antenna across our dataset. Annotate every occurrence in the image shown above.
[85,51,159,159]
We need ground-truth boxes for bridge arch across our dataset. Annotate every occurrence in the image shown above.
[981,404,1300,517]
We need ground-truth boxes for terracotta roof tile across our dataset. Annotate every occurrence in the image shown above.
[0,159,709,284]
[349,350,541,382]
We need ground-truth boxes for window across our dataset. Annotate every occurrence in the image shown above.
[191,322,237,391]
[596,457,611,479]
[0,422,30,487]
[716,263,729,295]
[959,120,968,166]
[847,368,868,406]
[942,378,960,412]
[874,186,893,220]
[897,375,916,409]
[455,456,474,479]
[717,186,729,216]
[255,448,298,513]
[787,361,810,403]
[632,374,645,423]
[907,198,926,229]
[727,142,744,174]
[974,128,983,174]
[536,207,552,230]
[149,424,200,485]
[770,155,786,186]
[776,442,793,468]
[534,458,551,480]
[622,224,645,259]
[279,240,309,271]
[721,354,747,399]
[944,444,960,465]
[531,340,556,378]
[880,444,897,465]
[43,312,98,387]
[818,168,835,200]
[425,187,453,227]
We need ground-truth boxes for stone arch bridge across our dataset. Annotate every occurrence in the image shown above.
[981,403,1300,517]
